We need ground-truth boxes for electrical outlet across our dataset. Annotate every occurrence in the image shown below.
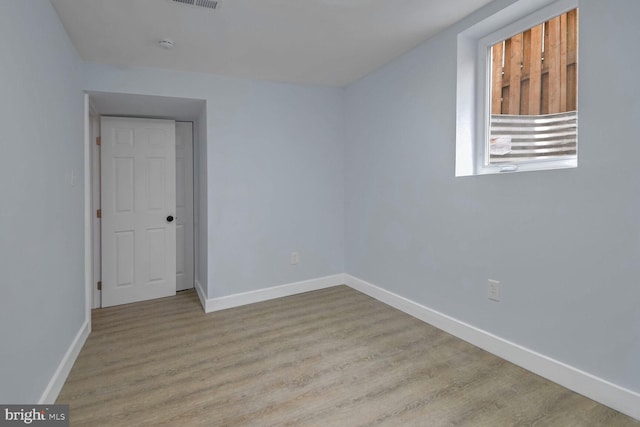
[290,252,299,265]
[488,279,500,302]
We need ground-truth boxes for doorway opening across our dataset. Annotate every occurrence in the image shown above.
[86,92,207,309]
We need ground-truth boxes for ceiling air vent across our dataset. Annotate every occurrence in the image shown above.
[172,0,220,11]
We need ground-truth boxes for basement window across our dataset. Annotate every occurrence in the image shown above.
[456,0,578,176]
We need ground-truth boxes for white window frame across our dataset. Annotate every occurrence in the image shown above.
[455,0,578,177]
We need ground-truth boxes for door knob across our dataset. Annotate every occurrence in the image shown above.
[167,215,174,223]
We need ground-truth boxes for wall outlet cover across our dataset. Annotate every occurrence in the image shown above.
[488,279,500,302]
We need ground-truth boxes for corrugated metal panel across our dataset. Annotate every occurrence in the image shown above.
[489,111,577,163]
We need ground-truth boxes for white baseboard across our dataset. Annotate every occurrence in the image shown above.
[195,279,208,312]
[39,319,90,404]
[202,274,346,313]
[344,274,640,421]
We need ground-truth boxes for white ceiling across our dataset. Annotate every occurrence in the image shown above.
[51,0,493,87]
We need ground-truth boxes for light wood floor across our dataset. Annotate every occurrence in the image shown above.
[57,286,639,426]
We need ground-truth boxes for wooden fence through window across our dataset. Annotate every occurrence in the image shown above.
[491,8,578,116]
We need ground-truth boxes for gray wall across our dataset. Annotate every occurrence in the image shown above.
[5,0,638,404]
[0,0,85,402]
[195,107,209,292]
[82,63,346,298]
[345,0,640,393]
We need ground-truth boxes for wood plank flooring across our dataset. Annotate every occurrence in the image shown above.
[57,286,640,426]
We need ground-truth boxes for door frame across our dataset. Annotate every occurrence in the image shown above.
[86,103,197,309]
[88,104,101,309]
[84,95,93,325]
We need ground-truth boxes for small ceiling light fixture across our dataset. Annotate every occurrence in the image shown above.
[158,39,175,50]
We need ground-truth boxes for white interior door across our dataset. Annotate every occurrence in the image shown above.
[175,122,194,291]
[101,117,176,307]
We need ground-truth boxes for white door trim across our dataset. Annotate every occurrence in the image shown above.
[84,94,94,321]
[89,106,101,309]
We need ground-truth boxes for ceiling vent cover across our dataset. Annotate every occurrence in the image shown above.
[172,0,220,10]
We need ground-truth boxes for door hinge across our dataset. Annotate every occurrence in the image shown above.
[96,209,101,218]
[96,136,101,146]
[97,281,102,290]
